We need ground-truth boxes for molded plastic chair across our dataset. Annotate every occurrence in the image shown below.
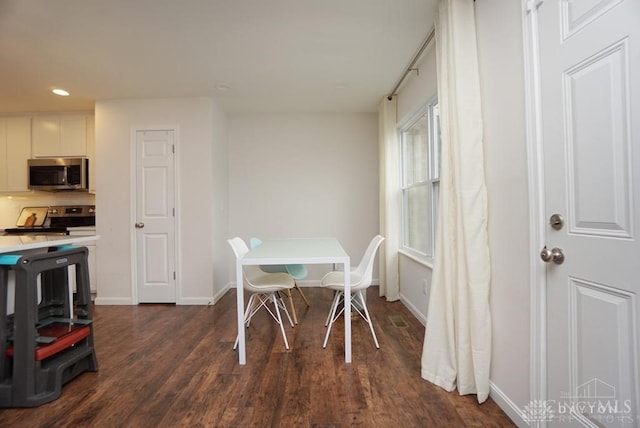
[228,237,295,349]
[320,235,385,349]
[249,237,311,324]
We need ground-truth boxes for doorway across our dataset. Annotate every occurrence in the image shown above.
[133,129,177,303]
[527,0,639,425]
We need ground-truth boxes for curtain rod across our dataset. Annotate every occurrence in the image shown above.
[387,28,436,100]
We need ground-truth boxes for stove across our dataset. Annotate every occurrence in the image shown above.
[4,205,95,235]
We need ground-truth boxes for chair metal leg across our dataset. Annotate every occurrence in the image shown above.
[325,290,342,326]
[323,291,344,348]
[323,290,380,349]
[357,291,379,349]
[277,291,294,327]
[271,294,290,349]
[244,294,259,327]
[234,290,294,351]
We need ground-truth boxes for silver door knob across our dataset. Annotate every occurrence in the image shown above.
[135,222,145,228]
[540,246,564,264]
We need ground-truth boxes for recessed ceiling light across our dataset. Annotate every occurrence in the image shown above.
[215,83,230,91]
[52,88,70,96]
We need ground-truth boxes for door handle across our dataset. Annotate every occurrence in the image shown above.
[135,222,145,229]
[540,246,564,264]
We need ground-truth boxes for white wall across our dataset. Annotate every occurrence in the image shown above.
[211,103,230,302]
[395,40,438,324]
[94,97,228,304]
[476,0,531,424]
[227,112,379,281]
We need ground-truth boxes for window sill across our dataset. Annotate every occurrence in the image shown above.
[398,249,434,269]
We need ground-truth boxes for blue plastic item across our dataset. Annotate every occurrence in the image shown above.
[0,255,21,266]
[53,245,78,251]
[249,237,308,279]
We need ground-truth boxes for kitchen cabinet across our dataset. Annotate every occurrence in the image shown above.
[32,115,88,158]
[0,117,32,192]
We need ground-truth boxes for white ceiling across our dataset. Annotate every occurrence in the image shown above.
[0,0,437,114]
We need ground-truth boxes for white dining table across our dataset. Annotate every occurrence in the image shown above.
[235,237,351,365]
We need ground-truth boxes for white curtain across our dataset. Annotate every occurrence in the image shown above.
[421,0,492,404]
[378,96,400,302]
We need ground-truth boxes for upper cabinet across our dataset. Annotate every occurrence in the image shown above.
[32,115,88,157]
[0,117,32,192]
[0,113,95,194]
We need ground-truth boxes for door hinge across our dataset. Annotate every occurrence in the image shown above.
[173,271,176,280]
[172,144,175,154]
[172,207,175,217]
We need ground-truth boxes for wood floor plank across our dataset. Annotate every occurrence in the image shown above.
[0,287,515,427]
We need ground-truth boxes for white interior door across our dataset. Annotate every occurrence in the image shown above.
[538,0,640,426]
[135,130,176,303]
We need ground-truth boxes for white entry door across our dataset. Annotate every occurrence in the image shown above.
[135,129,176,303]
[538,0,640,426]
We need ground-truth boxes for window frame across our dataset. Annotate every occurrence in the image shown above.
[398,97,440,264]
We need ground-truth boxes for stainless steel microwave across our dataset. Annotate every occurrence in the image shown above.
[28,158,89,191]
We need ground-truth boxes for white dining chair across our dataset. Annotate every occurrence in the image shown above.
[228,237,295,349]
[249,237,310,324]
[320,235,385,349]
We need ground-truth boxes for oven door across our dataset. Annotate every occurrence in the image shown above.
[29,165,68,189]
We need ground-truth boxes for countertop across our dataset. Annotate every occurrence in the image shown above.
[0,235,99,254]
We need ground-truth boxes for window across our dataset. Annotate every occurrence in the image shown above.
[400,99,440,261]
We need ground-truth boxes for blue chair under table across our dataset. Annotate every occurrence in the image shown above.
[250,237,311,324]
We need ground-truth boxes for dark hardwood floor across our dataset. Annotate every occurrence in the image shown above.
[0,287,515,427]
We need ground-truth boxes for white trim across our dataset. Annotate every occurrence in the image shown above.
[398,96,440,262]
[94,297,134,305]
[489,381,529,428]
[399,293,427,326]
[397,97,433,130]
[522,0,548,418]
[129,128,138,304]
[212,282,233,304]
[398,248,434,269]
[177,297,213,305]
[173,127,182,303]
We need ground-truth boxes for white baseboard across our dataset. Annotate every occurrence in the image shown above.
[213,283,233,304]
[399,293,427,326]
[489,381,527,427]
[177,297,215,305]
[94,297,134,305]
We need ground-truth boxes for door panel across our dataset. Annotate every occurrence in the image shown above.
[142,234,170,283]
[565,40,631,237]
[539,0,639,426]
[135,130,176,303]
